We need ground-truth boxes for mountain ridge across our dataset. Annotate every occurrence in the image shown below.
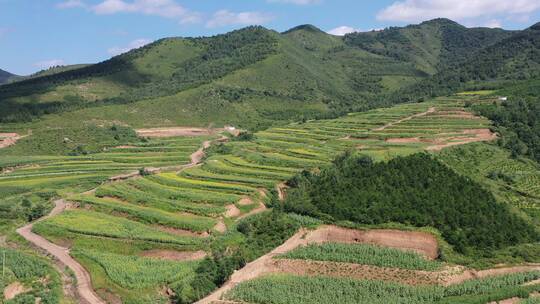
[0,19,537,129]
[0,68,17,84]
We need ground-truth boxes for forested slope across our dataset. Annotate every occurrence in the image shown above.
[1,19,535,131]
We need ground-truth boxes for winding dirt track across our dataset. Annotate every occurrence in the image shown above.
[16,199,106,304]
[15,138,215,304]
[372,107,436,131]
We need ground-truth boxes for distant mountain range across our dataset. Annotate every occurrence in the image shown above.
[0,68,18,85]
[0,18,538,128]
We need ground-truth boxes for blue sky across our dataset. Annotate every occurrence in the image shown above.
[1,0,539,75]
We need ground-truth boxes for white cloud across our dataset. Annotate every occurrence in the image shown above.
[483,19,502,28]
[58,0,201,24]
[34,59,66,70]
[327,26,360,36]
[376,0,540,24]
[267,0,320,4]
[91,0,200,23]
[206,10,274,28]
[108,38,152,56]
[57,0,86,9]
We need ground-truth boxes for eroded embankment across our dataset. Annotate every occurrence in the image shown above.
[195,225,439,304]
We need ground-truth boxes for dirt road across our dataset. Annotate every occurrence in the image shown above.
[16,199,106,304]
[14,138,218,304]
[372,107,436,131]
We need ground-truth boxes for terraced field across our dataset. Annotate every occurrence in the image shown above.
[8,95,538,304]
[438,143,540,213]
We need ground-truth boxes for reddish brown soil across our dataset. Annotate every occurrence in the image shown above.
[237,197,253,206]
[305,226,439,260]
[213,220,227,233]
[4,282,30,300]
[385,128,497,151]
[442,265,540,286]
[386,137,422,143]
[225,204,241,218]
[426,128,497,151]
[139,250,207,261]
[0,133,22,149]
[271,259,438,285]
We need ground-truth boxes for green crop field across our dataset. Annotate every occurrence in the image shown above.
[0,248,63,303]
[4,95,539,304]
[225,272,540,304]
[279,242,442,271]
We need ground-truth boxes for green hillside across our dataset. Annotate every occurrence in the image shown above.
[1,19,523,128]
[0,20,538,154]
[0,68,17,84]
[397,22,540,101]
[344,18,513,75]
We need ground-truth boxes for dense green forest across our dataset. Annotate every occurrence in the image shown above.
[283,153,538,255]
[472,80,540,163]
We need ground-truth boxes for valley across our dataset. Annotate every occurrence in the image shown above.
[1,93,539,303]
[0,15,539,304]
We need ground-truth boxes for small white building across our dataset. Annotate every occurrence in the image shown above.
[498,96,508,101]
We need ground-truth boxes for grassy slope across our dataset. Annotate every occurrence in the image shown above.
[1,19,517,142]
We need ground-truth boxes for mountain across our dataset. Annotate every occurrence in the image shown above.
[0,19,535,130]
[0,68,18,84]
[395,21,540,101]
[344,18,514,75]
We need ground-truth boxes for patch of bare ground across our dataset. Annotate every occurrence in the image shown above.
[214,220,227,233]
[384,128,497,151]
[136,127,220,138]
[426,129,497,151]
[237,197,253,206]
[225,205,242,218]
[0,133,22,149]
[305,225,439,260]
[112,145,136,149]
[271,259,439,285]
[237,202,267,220]
[442,265,540,286]
[4,282,30,300]
[386,137,422,143]
[154,225,209,237]
[489,293,539,304]
[139,250,207,261]
[276,183,288,201]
